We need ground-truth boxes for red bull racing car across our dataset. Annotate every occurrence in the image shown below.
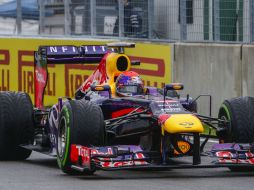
[0,43,254,175]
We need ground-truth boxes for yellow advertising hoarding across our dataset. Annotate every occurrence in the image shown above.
[0,37,172,106]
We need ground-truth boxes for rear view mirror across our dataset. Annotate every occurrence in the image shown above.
[165,83,184,91]
[163,83,184,101]
[90,85,112,98]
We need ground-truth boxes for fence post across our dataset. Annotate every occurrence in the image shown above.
[118,0,124,37]
[148,0,154,39]
[213,0,220,41]
[16,0,22,34]
[250,0,254,43]
[39,0,45,34]
[90,0,96,36]
[180,0,187,41]
[64,0,71,35]
[209,0,213,41]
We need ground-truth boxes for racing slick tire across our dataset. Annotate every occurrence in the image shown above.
[218,97,254,172]
[218,96,254,143]
[0,91,34,160]
[57,99,105,175]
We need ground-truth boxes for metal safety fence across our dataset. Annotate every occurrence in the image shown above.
[0,0,253,43]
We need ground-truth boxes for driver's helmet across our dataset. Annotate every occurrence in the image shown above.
[115,71,144,97]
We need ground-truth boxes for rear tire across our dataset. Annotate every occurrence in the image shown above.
[57,99,105,175]
[218,97,254,172]
[0,91,34,160]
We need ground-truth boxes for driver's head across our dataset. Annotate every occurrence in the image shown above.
[116,71,144,97]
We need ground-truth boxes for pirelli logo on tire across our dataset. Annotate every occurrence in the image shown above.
[0,38,172,106]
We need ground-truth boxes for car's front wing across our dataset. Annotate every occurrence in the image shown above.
[69,143,254,172]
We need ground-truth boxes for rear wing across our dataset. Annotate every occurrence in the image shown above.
[34,43,136,109]
[35,42,135,64]
[36,45,116,64]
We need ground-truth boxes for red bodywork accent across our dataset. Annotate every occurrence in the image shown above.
[158,114,171,124]
[246,152,254,158]
[80,53,110,94]
[34,62,47,109]
[111,108,144,118]
[215,151,233,158]
[70,144,79,163]
[71,145,91,169]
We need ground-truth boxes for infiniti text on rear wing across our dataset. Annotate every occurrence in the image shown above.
[36,45,115,64]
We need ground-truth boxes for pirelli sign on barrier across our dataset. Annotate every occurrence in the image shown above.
[0,37,172,106]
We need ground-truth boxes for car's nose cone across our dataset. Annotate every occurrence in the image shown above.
[161,114,204,134]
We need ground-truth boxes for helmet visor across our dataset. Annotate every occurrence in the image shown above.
[118,85,143,95]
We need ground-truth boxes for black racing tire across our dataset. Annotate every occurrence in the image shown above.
[0,91,34,160]
[218,97,254,143]
[57,99,105,175]
[218,97,254,172]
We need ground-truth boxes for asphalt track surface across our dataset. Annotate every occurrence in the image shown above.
[1,143,254,190]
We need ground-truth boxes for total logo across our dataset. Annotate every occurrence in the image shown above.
[76,145,90,157]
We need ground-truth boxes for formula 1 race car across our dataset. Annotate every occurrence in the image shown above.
[0,43,254,175]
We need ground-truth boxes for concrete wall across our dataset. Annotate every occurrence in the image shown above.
[242,45,254,97]
[173,43,243,117]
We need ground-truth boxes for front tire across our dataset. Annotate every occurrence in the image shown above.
[218,97,254,143]
[57,99,105,175]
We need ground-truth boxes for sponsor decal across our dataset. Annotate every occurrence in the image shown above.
[91,148,113,156]
[215,151,254,165]
[35,70,46,83]
[174,141,191,155]
[246,152,254,158]
[157,101,183,113]
[76,145,91,160]
[0,69,9,91]
[98,152,148,168]
[18,50,56,96]
[0,50,10,91]
[0,49,9,65]
[218,158,254,165]
[47,46,78,54]
[215,151,233,159]
[179,122,194,128]
[100,160,149,168]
